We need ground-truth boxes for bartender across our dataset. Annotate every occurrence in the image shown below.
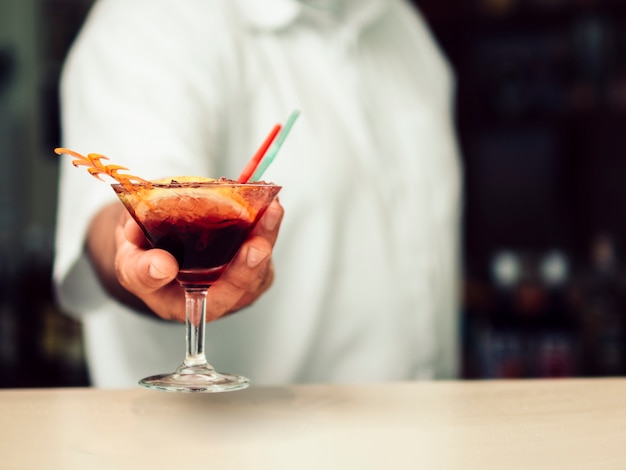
[54,0,462,387]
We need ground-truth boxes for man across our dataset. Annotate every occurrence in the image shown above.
[55,0,462,387]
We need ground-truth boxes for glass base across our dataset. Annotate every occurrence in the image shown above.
[139,364,250,393]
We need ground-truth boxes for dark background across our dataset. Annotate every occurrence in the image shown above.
[1,0,626,387]
[427,0,626,378]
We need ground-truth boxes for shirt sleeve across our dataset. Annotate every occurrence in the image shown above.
[53,0,233,317]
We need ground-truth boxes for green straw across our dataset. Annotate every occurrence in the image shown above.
[250,109,300,182]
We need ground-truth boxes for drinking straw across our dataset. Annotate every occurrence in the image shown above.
[250,109,300,182]
[237,123,282,183]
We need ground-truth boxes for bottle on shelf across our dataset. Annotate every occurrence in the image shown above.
[478,251,526,378]
[531,250,579,378]
[577,233,626,376]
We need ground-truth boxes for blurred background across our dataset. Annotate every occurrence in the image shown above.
[1,0,626,387]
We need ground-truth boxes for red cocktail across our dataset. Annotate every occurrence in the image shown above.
[113,176,281,392]
[55,116,292,392]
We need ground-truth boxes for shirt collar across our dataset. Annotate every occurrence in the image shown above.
[232,0,390,33]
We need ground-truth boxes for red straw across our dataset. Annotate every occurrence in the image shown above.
[237,124,282,183]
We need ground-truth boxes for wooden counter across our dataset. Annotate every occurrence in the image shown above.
[1,379,625,469]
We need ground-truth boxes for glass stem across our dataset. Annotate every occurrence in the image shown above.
[183,287,211,369]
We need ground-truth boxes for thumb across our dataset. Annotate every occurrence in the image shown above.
[115,218,179,294]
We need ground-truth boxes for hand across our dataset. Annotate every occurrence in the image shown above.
[112,198,284,322]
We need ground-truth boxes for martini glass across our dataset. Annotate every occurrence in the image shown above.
[112,178,281,393]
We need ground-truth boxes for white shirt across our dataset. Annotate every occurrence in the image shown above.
[54,0,462,387]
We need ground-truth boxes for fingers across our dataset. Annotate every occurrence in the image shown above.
[206,236,274,320]
[204,199,283,320]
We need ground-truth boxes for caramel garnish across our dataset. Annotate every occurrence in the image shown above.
[55,148,151,189]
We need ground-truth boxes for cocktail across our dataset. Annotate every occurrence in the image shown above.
[55,159,281,392]
[56,111,297,392]
[55,148,281,392]
[113,177,280,392]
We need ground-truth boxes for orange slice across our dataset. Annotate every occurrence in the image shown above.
[130,177,252,222]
